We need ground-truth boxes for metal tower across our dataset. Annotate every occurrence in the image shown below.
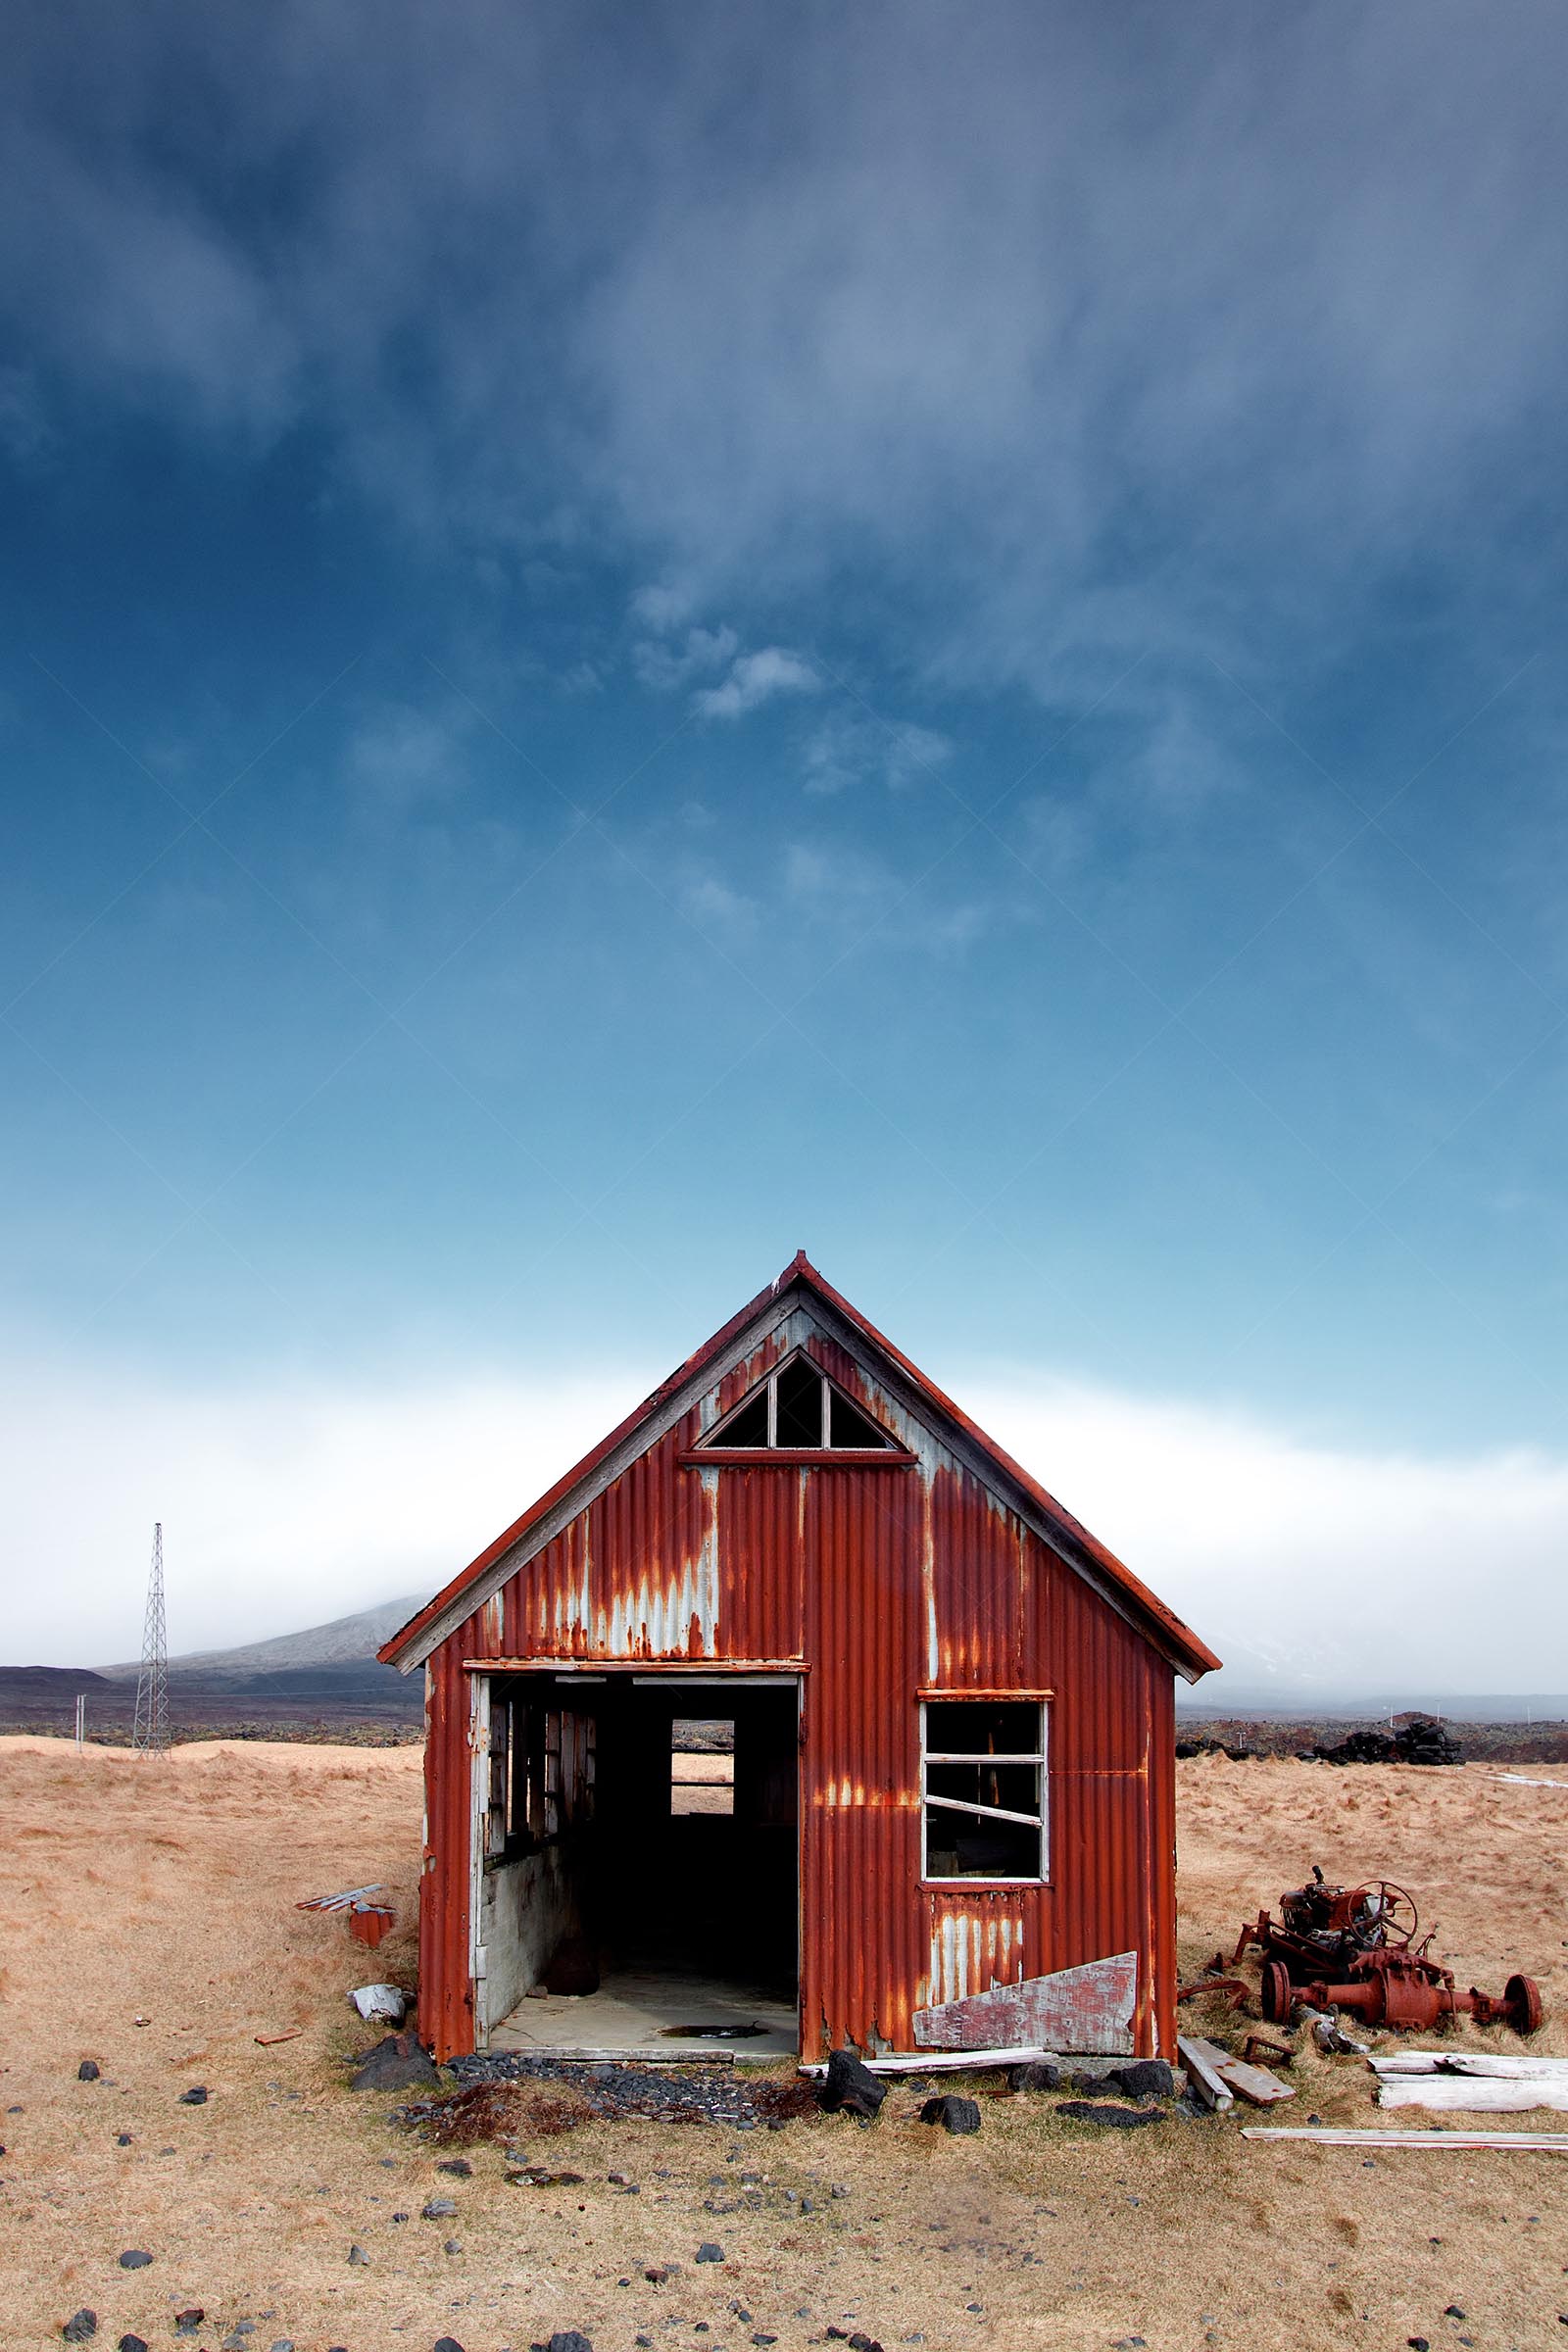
[132,1522,171,1756]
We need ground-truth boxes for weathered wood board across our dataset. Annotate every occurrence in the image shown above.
[1377,2077,1568,2113]
[1177,2034,1235,2110]
[1215,2057,1296,2107]
[911,1954,1137,2055]
[1245,2126,1568,2153]
[1372,2052,1568,2079]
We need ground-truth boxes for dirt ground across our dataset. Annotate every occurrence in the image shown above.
[2,1741,1565,2352]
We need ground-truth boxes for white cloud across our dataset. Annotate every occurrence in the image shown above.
[693,647,819,721]
[804,715,953,796]
[6,1345,1567,1698]
[631,622,738,693]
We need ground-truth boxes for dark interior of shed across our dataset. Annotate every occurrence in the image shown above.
[480,1673,799,2049]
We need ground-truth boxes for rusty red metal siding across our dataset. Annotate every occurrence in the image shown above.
[416,1324,1179,2063]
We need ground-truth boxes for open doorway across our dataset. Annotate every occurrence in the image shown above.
[475,1673,800,2057]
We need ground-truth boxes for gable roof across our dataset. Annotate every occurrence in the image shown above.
[378,1251,1220,1682]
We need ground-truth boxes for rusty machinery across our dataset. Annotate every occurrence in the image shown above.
[1234,1866,1543,2036]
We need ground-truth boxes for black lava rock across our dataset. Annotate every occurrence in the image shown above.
[76,2061,100,2082]
[178,2085,208,2106]
[1007,2061,1061,2092]
[117,2250,153,2270]
[819,2048,887,2121]
[534,2335,594,2352]
[118,2337,149,2352]
[1108,2060,1174,2100]
[351,2034,442,2092]
[116,2133,132,2146]
[696,2241,724,2262]
[432,2339,466,2351]
[919,2094,981,2134]
[62,2316,97,2344]
[1057,2099,1163,2129]
[436,2157,472,2177]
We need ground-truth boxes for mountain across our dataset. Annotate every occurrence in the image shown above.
[99,1594,425,1681]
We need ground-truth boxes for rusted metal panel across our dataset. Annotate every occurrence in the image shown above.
[411,1285,1194,2064]
[912,1953,1138,2054]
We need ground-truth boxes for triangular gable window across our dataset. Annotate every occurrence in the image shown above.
[701,1351,899,1451]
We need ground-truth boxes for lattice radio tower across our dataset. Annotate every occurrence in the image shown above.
[132,1521,171,1756]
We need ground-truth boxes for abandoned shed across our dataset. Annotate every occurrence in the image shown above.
[379,1253,1219,2064]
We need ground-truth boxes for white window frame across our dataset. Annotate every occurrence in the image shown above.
[920,1697,1049,1886]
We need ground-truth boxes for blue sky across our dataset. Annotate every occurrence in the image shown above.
[4,3,1566,1677]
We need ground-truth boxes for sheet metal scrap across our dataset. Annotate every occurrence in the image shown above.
[1234,1866,1544,2036]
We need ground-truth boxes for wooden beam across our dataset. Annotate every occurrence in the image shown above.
[1177,2035,1236,2111]
[1243,2127,1568,2152]
[1377,2078,1568,2114]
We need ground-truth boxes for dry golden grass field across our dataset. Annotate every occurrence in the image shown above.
[2,1739,1566,2352]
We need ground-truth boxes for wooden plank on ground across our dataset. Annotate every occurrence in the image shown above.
[1377,2078,1568,2113]
[1177,2034,1235,2110]
[1214,2057,1296,2106]
[912,1954,1137,2056]
[1244,2127,1568,2152]
[800,2046,1058,2078]
[1372,2052,1568,2079]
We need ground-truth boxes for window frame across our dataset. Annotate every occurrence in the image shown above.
[919,1696,1050,1886]
[696,1348,900,1455]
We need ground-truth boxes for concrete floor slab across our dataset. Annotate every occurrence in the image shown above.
[489,1968,797,2060]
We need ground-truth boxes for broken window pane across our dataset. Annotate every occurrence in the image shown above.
[923,1698,1046,1882]
[829,1389,892,1448]
[774,1356,825,1446]
[707,1390,769,1446]
[925,1699,1042,1756]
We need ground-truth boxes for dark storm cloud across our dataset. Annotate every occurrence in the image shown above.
[5,1,1565,686]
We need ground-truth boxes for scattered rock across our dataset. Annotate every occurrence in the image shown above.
[172,2314,204,2336]
[350,2034,442,2093]
[178,2085,208,2106]
[1007,2060,1061,2092]
[506,2166,587,2187]
[696,2242,724,2263]
[347,2244,370,2265]
[436,2157,472,2177]
[76,2061,100,2082]
[1108,2060,1174,2100]
[269,2342,296,2351]
[421,2197,458,2219]
[919,2094,981,2134]
[61,2316,97,2345]
[116,2132,132,2146]
[432,2338,466,2351]
[1056,2100,1163,2130]
[118,2250,153,2269]
[533,2334,594,2352]
[443,2239,462,2255]
[820,2048,887,2122]
[118,2337,149,2352]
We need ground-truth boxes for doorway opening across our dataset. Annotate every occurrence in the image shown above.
[475,1672,800,2058]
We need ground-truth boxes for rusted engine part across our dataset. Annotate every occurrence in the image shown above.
[1261,1953,1543,2035]
[1234,1870,1420,1977]
[1238,1866,1544,2037]
[1175,1976,1250,2011]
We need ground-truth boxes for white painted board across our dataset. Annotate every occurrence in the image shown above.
[1377,2077,1568,2113]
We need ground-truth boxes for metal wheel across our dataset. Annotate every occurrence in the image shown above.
[1504,1974,1544,2035]
[1363,1881,1419,1946]
[1261,1960,1295,2026]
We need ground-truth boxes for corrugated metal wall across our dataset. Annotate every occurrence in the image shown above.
[418,1310,1176,2062]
